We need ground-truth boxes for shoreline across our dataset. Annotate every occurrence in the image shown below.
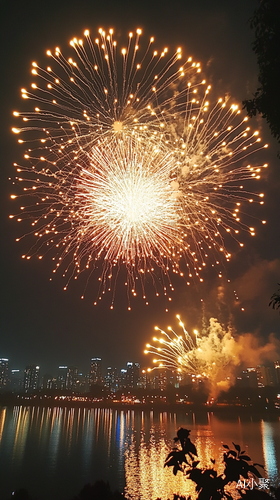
[0,393,279,416]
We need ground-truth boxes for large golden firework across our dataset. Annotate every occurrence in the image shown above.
[10,28,267,308]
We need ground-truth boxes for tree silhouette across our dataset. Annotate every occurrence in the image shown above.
[164,428,277,499]
[243,0,280,157]
[269,284,280,312]
[71,480,124,500]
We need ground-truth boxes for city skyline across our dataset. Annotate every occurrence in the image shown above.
[2,355,280,395]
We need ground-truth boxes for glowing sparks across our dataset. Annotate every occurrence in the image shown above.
[144,315,199,374]
[51,138,184,300]
[10,28,267,306]
[145,315,280,397]
[144,316,241,395]
[75,140,180,262]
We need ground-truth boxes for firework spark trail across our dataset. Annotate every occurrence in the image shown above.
[10,28,268,307]
[145,315,199,374]
[144,314,198,373]
[144,316,280,396]
[145,316,240,384]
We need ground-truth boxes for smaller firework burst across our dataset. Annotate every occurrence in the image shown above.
[144,314,199,374]
[144,316,242,395]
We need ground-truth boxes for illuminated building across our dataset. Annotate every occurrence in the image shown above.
[126,362,140,389]
[236,368,258,388]
[0,358,9,390]
[67,366,78,390]
[57,365,78,390]
[139,369,150,390]
[104,367,118,391]
[154,369,168,390]
[74,372,87,393]
[10,369,23,391]
[120,369,128,388]
[89,358,103,386]
[274,361,280,385]
[42,373,54,390]
[23,365,40,391]
[57,366,68,390]
[256,365,274,387]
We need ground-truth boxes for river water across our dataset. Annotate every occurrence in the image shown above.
[0,406,279,499]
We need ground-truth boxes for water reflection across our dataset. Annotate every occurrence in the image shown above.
[125,414,225,500]
[13,407,30,462]
[82,408,96,472]
[261,420,279,485]
[0,407,6,444]
[48,408,63,469]
[0,406,279,500]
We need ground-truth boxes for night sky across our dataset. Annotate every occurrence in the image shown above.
[1,0,279,376]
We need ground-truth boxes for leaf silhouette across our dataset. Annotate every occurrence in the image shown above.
[248,464,263,478]
[165,429,267,500]
[239,455,251,461]
[232,442,241,452]
[253,462,265,469]
[192,460,200,468]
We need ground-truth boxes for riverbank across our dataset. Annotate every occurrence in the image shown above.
[0,392,279,416]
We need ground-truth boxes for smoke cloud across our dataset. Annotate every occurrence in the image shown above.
[194,317,280,397]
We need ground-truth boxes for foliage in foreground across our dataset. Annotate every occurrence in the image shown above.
[164,428,280,499]
[269,284,280,312]
[242,0,280,157]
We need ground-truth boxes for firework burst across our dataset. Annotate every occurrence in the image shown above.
[144,314,198,373]
[144,316,239,394]
[10,28,268,307]
[144,315,280,397]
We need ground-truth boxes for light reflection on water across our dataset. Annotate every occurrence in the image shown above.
[0,406,279,500]
[125,414,228,500]
[261,420,278,484]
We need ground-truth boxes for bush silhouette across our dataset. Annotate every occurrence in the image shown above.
[164,427,280,499]
[71,480,124,500]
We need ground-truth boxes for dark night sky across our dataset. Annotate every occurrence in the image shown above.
[1,0,280,376]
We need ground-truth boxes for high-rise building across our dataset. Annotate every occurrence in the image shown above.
[153,368,168,390]
[104,367,118,391]
[57,365,78,390]
[75,372,87,393]
[89,358,102,385]
[119,368,127,389]
[126,362,140,389]
[42,373,54,390]
[0,358,9,389]
[256,365,274,387]
[236,368,258,389]
[139,369,156,389]
[274,361,280,385]
[57,366,68,390]
[67,366,78,390]
[24,365,40,391]
[10,369,24,391]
